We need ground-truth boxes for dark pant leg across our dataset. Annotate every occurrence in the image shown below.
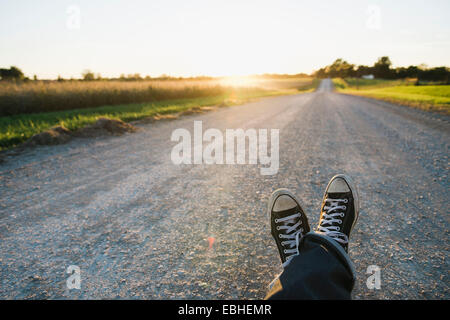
[265,232,356,300]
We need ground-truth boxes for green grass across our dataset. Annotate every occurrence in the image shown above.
[332,78,450,114]
[297,78,321,92]
[0,86,316,151]
[333,77,415,89]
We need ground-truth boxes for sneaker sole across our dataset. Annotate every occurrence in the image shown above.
[323,174,360,237]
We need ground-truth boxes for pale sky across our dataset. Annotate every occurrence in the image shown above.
[1,0,449,79]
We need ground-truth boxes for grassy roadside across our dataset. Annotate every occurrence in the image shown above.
[0,84,317,151]
[332,78,450,114]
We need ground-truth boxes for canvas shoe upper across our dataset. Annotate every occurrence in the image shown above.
[268,189,310,267]
[317,174,359,252]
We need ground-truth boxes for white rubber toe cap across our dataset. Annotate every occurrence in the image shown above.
[327,177,350,193]
[273,195,297,212]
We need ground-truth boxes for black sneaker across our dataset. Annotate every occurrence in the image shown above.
[268,188,310,267]
[317,174,359,252]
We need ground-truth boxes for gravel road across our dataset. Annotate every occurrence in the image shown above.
[0,79,449,299]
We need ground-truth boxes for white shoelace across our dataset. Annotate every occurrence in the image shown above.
[317,198,349,244]
[275,213,303,267]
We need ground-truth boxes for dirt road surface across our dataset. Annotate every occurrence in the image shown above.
[0,79,449,299]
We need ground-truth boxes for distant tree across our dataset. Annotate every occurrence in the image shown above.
[0,66,25,81]
[313,67,327,78]
[406,65,419,78]
[82,69,95,81]
[328,59,355,78]
[120,73,143,81]
[373,56,394,79]
[313,56,448,82]
[314,59,355,78]
[418,63,428,70]
[396,65,419,79]
[418,67,449,83]
[130,73,142,80]
[355,65,373,77]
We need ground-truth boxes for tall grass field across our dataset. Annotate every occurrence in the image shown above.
[333,78,450,114]
[0,77,318,151]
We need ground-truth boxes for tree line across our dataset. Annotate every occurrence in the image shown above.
[0,66,25,81]
[314,57,449,83]
[1,58,449,83]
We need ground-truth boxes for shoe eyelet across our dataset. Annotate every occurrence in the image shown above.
[274,219,279,223]
[336,227,340,231]
[338,220,342,224]
[276,226,280,230]
[279,234,282,238]
[342,206,346,210]
[341,213,345,217]
[344,199,348,203]
[283,250,287,254]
